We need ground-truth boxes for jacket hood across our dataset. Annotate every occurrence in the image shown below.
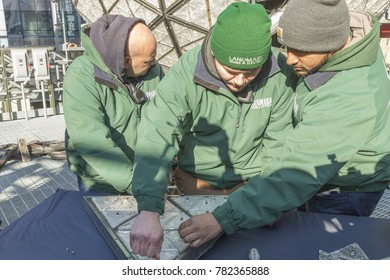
[89,14,144,82]
[321,11,380,72]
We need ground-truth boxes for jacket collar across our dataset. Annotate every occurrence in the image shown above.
[303,71,337,90]
[94,65,118,90]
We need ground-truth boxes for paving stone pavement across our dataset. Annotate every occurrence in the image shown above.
[0,115,389,231]
[0,115,67,145]
[0,115,78,230]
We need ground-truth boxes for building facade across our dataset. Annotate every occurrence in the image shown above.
[0,0,82,49]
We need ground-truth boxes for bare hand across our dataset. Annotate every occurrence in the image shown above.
[178,213,222,248]
[130,211,164,259]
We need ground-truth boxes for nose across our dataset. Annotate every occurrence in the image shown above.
[233,73,247,87]
[286,51,299,66]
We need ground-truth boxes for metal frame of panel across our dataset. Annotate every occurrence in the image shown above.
[84,194,226,260]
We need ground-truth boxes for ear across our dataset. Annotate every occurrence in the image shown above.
[124,56,131,69]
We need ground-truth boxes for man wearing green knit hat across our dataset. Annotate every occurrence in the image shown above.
[130,2,296,259]
[210,2,271,71]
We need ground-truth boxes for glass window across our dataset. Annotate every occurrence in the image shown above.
[34,0,52,11]
[22,10,54,46]
[4,10,23,35]
[3,0,19,11]
[18,0,35,11]
[3,0,78,47]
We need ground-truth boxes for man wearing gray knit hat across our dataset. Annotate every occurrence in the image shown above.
[277,0,352,76]
[278,0,350,53]
[255,0,390,217]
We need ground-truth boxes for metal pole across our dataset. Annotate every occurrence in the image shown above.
[51,1,60,51]
[1,50,12,119]
[48,74,56,115]
[20,83,28,121]
[41,81,47,118]
[61,0,69,62]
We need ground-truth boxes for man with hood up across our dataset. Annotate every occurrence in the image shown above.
[63,15,164,193]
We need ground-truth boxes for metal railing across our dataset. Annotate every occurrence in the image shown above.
[0,47,84,122]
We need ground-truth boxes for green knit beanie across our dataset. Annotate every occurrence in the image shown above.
[210,2,271,70]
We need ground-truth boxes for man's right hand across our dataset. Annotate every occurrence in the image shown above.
[130,210,164,259]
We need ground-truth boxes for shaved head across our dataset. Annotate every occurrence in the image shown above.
[124,22,157,77]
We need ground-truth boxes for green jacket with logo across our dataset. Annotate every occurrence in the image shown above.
[213,11,390,235]
[63,16,164,193]
[132,38,296,214]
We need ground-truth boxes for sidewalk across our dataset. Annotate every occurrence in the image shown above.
[0,115,78,230]
[0,115,67,145]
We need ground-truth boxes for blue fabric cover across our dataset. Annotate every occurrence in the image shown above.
[0,189,117,260]
[201,211,390,260]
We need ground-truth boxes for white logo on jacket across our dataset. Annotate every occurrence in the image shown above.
[251,97,272,109]
[145,90,156,99]
[293,94,299,116]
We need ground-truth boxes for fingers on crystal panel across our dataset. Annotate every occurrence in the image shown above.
[91,196,139,228]
[85,195,227,259]
[169,195,228,216]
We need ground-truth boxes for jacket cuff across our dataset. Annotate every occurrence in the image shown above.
[136,195,165,215]
[212,205,238,235]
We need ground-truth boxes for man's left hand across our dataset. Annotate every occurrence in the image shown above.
[178,213,222,248]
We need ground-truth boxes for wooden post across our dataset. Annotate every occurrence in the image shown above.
[0,144,18,170]
[17,138,31,162]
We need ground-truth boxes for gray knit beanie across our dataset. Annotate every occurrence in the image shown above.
[277,0,350,52]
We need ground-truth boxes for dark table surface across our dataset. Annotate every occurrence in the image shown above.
[0,189,389,260]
